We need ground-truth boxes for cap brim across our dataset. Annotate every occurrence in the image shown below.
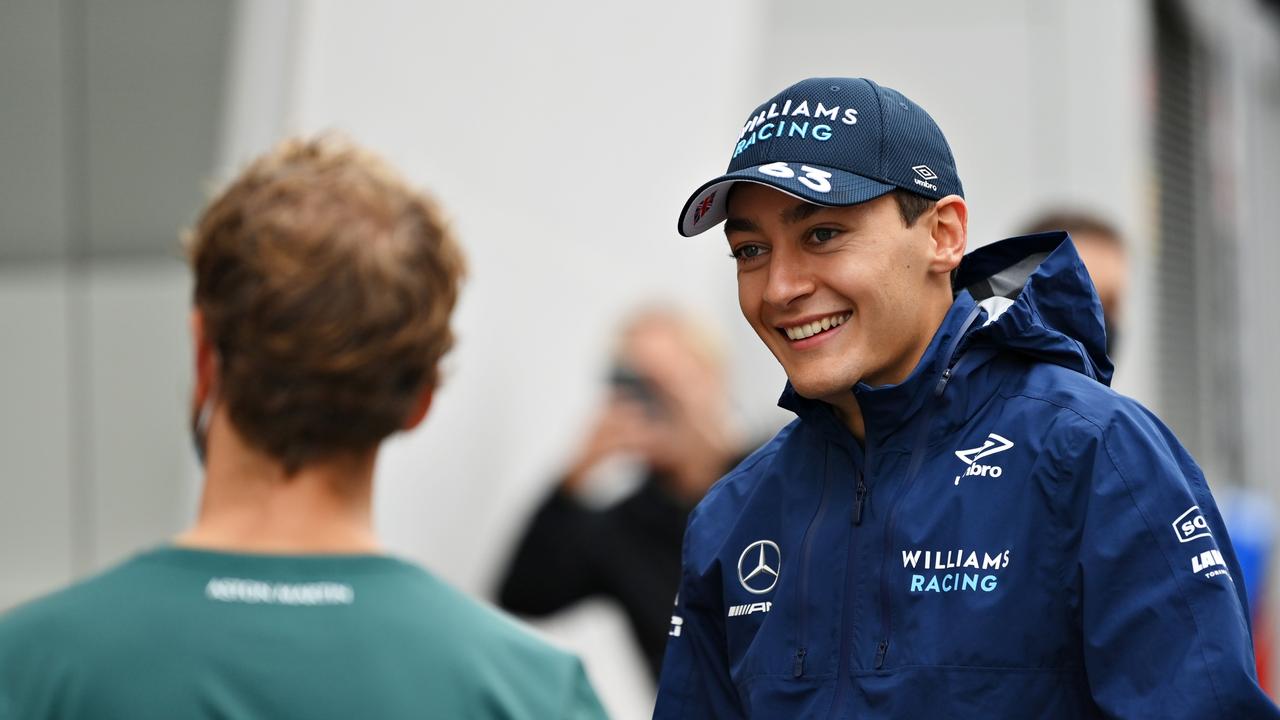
[678,163,896,237]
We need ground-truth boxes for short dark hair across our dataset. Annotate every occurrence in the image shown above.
[890,188,935,227]
[187,135,466,474]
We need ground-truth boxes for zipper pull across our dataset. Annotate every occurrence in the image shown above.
[933,367,952,397]
[853,477,868,526]
[792,647,807,677]
[874,640,889,669]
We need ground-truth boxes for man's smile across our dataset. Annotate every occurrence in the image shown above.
[777,311,852,344]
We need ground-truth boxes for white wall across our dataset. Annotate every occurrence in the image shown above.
[0,0,218,607]
[0,268,74,609]
[0,260,195,608]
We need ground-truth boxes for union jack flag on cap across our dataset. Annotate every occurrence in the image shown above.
[693,192,716,223]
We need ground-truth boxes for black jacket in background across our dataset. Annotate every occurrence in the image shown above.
[497,475,689,681]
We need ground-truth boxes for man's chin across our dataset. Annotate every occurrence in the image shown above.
[785,375,857,402]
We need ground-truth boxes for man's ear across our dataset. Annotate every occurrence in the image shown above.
[929,195,968,273]
[403,385,435,431]
[191,309,218,406]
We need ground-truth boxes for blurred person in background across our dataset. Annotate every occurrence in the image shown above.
[654,76,1278,718]
[0,136,606,720]
[1019,210,1129,356]
[498,308,746,681]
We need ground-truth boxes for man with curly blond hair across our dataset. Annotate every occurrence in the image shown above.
[0,136,606,720]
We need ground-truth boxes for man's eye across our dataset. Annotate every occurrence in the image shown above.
[731,244,766,261]
[811,228,839,243]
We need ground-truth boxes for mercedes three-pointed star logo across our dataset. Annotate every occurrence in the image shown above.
[737,540,781,595]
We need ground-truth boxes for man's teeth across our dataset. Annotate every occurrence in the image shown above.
[784,313,851,341]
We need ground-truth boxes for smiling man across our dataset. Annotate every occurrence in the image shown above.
[653,77,1278,719]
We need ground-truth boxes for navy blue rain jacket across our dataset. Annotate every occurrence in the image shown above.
[654,232,1279,719]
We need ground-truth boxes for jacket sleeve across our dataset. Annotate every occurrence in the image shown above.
[652,509,746,720]
[496,486,604,615]
[1076,407,1279,718]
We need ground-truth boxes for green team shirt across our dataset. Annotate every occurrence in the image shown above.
[0,547,608,719]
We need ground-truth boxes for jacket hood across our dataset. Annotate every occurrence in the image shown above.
[956,231,1113,386]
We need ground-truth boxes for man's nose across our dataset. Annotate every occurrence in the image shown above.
[762,250,815,308]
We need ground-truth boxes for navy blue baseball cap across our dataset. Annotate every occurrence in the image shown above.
[678,77,963,236]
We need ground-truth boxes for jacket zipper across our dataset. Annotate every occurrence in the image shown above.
[874,393,940,668]
[854,472,868,525]
[872,305,984,670]
[826,461,869,717]
[794,445,836,677]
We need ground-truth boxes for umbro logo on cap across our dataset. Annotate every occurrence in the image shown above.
[678,77,963,237]
[912,165,939,180]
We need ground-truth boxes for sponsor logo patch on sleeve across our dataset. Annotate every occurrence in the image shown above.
[1172,506,1213,543]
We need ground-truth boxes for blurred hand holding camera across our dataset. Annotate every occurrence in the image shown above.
[562,311,739,504]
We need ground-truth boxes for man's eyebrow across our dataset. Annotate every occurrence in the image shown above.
[781,202,825,225]
[725,201,834,234]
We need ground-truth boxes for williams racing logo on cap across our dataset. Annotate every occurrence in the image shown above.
[733,98,859,159]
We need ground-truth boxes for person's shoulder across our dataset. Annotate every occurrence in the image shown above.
[694,420,798,517]
[393,565,603,716]
[0,585,72,651]
[0,554,150,649]
[679,419,805,567]
[986,358,1189,474]
[404,567,557,648]
[992,356,1147,431]
[0,552,161,712]
[393,566,575,658]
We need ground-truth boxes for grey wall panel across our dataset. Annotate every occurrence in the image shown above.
[0,268,74,610]
[0,0,71,258]
[84,261,196,569]
[83,0,232,255]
